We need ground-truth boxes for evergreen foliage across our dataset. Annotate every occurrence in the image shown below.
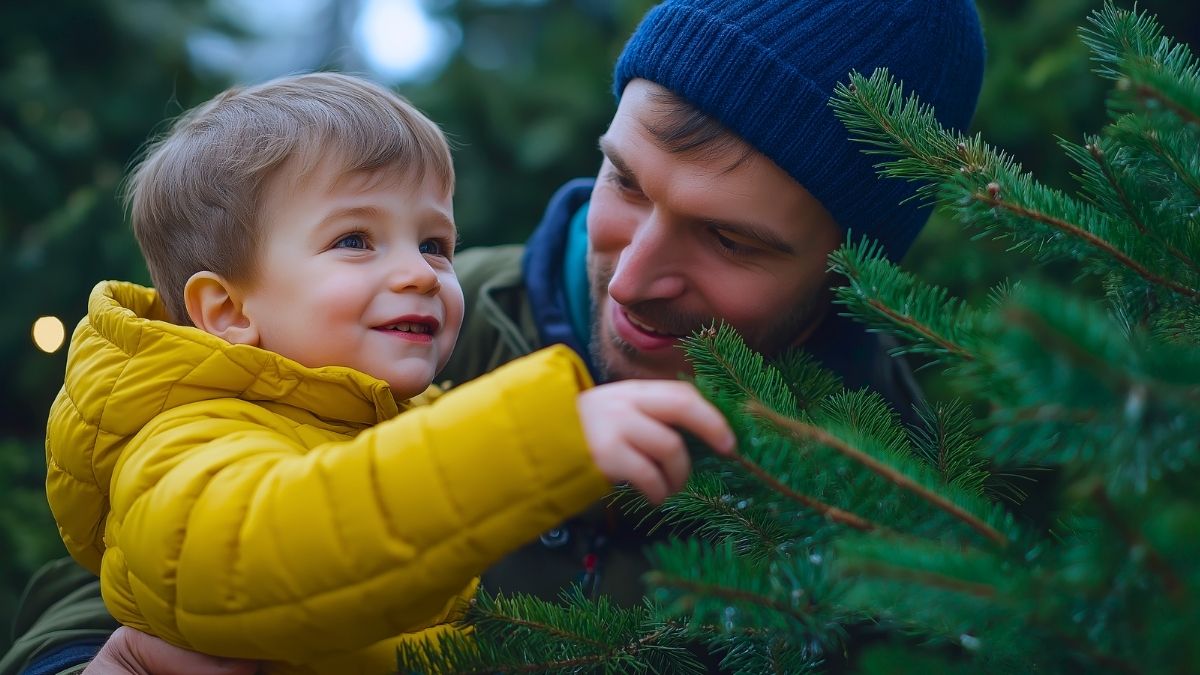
[405,4,1199,673]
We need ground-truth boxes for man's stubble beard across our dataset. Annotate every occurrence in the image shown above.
[586,261,830,383]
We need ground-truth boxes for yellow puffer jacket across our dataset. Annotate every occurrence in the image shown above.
[45,281,610,673]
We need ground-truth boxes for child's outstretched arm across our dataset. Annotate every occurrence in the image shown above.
[98,345,607,663]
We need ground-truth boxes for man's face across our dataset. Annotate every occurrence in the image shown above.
[239,157,464,399]
[587,79,842,382]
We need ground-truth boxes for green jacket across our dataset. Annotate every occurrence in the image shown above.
[0,558,116,675]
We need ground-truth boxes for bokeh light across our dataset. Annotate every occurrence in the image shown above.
[32,316,66,354]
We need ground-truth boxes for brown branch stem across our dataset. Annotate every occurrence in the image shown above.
[867,299,976,361]
[750,402,1010,549]
[1089,144,1200,277]
[973,193,1200,301]
[727,452,882,533]
[646,572,816,624]
[840,561,998,599]
[1136,82,1200,129]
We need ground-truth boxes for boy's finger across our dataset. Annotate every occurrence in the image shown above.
[632,383,736,455]
[620,414,691,494]
[619,448,670,505]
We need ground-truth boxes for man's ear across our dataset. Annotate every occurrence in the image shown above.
[183,271,260,346]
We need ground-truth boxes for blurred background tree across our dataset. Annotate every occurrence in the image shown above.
[1,0,1196,651]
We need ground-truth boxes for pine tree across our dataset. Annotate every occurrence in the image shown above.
[401,4,1200,672]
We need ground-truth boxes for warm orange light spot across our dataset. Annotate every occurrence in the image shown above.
[32,316,66,354]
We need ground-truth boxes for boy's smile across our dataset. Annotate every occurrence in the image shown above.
[235,155,464,399]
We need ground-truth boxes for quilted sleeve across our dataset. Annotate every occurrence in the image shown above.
[102,345,610,661]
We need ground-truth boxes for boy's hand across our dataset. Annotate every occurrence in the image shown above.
[577,380,735,504]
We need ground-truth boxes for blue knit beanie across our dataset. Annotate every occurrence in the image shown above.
[613,0,985,261]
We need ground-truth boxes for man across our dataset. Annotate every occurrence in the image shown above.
[1,0,984,672]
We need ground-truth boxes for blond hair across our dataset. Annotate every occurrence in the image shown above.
[125,71,454,325]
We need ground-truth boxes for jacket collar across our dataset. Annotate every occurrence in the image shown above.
[85,281,404,432]
[521,178,597,376]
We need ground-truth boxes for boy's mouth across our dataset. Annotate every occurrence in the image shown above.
[374,315,439,335]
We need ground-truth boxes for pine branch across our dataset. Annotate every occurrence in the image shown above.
[769,349,844,411]
[1003,302,1200,408]
[837,561,998,600]
[1064,137,1200,278]
[749,401,1009,548]
[683,323,800,417]
[1089,484,1186,603]
[970,188,1200,301]
[398,590,704,675]
[1126,117,1200,199]
[706,633,823,675]
[1081,2,1200,125]
[829,238,980,364]
[646,572,817,625]
[647,539,844,639]
[725,450,883,534]
[906,400,990,497]
[833,67,1200,304]
[626,473,793,561]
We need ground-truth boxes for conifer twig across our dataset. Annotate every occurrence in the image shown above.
[1137,126,1200,199]
[483,613,611,651]
[972,191,1200,301]
[866,299,976,360]
[838,561,998,599]
[658,488,784,552]
[1086,142,1200,276]
[461,606,679,674]
[1134,82,1200,127]
[645,572,816,624]
[1005,306,1200,406]
[749,402,1009,548]
[1091,485,1186,603]
[726,452,882,533]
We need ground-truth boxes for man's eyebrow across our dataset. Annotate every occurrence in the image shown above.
[600,135,794,256]
[598,136,638,184]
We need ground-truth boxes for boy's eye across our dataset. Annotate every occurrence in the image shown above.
[419,239,445,256]
[334,233,368,250]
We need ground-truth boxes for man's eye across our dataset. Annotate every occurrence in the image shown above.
[711,229,756,257]
[334,233,368,250]
[607,171,640,194]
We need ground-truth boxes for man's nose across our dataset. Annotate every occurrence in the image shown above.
[606,214,687,305]
[387,250,441,294]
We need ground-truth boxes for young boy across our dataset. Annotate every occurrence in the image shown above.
[43,72,734,674]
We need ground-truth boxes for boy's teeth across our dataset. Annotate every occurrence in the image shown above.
[385,322,430,333]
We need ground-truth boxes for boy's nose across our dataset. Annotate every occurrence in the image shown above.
[387,253,441,294]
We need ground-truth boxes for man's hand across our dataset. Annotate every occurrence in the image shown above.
[577,380,735,504]
[83,627,258,675]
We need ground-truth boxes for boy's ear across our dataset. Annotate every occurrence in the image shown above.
[183,271,260,346]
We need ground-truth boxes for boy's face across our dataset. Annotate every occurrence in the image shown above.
[586,79,842,382]
[240,157,463,399]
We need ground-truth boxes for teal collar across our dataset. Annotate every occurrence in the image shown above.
[562,202,592,350]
